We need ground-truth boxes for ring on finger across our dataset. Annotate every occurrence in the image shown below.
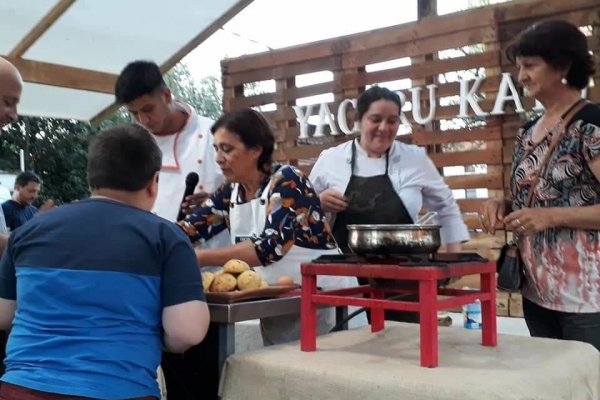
[519,225,526,232]
[514,218,521,226]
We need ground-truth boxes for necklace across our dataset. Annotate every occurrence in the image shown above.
[534,98,584,141]
[540,117,562,138]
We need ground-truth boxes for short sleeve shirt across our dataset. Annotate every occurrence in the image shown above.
[510,103,600,312]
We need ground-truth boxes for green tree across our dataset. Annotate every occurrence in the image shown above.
[165,64,223,120]
[0,117,93,205]
[96,107,131,131]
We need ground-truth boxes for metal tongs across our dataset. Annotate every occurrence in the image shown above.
[415,211,438,225]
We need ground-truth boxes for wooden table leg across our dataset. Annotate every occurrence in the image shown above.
[418,279,438,367]
[301,272,318,351]
[371,287,385,333]
[480,269,497,347]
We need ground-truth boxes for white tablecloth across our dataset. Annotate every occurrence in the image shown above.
[219,322,599,400]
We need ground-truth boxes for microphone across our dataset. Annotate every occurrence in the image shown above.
[177,172,199,221]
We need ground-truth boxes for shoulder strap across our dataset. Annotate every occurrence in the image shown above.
[524,99,588,207]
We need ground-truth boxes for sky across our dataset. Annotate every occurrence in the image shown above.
[183,0,502,80]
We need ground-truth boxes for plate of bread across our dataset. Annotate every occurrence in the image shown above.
[202,259,299,304]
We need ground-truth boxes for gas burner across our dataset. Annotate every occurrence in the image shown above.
[311,252,487,266]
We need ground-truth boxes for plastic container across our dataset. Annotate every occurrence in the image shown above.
[462,300,482,330]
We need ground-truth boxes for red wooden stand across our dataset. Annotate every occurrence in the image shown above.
[300,260,497,367]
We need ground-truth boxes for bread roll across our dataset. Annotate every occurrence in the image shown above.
[201,271,215,292]
[236,270,262,291]
[210,272,237,292]
[223,259,250,274]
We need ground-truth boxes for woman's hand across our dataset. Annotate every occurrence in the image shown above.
[181,192,211,215]
[479,198,509,234]
[503,208,556,236]
[319,188,348,213]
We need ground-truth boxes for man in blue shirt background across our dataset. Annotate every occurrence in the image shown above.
[1,171,41,231]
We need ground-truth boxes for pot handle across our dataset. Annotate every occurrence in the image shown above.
[415,211,438,225]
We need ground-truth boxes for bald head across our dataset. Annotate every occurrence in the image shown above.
[0,57,23,128]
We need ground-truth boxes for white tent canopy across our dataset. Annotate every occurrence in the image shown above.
[0,0,252,123]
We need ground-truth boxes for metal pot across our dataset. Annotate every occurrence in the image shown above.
[347,224,441,256]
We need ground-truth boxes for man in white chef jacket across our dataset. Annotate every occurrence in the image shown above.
[116,60,227,400]
[115,60,228,248]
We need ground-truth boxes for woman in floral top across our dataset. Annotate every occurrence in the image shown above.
[480,20,600,350]
[179,108,364,345]
[180,163,337,266]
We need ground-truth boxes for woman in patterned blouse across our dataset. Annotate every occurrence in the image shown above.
[179,108,363,344]
[480,20,600,350]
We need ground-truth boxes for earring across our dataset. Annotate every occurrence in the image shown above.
[561,77,568,85]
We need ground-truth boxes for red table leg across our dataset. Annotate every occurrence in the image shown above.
[301,271,318,351]
[371,287,385,333]
[418,279,438,367]
[480,269,497,347]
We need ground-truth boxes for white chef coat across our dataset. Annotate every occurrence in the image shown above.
[152,102,229,250]
[152,101,224,222]
[309,139,470,244]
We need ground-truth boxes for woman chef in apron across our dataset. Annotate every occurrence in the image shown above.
[179,108,366,345]
[309,86,470,321]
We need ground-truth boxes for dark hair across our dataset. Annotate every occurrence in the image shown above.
[356,86,403,120]
[115,60,166,104]
[15,171,41,188]
[210,109,275,174]
[87,124,162,191]
[505,19,596,90]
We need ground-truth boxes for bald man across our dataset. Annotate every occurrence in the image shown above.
[0,57,21,129]
[0,57,23,255]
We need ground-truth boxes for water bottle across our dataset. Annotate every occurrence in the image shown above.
[461,286,482,329]
[462,300,482,330]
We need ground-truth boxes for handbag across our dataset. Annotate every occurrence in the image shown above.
[496,99,588,292]
[496,241,524,292]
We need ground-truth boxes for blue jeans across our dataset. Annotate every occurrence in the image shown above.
[523,297,600,351]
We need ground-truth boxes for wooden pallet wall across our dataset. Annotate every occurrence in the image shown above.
[221,0,600,259]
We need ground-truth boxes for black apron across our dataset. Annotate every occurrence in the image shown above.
[332,139,419,323]
[333,140,413,250]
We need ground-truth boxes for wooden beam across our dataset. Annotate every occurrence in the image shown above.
[223,55,340,87]
[456,198,487,213]
[229,81,337,110]
[160,0,254,74]
[5,56,116,94]
[445,173,503,190]
[9,0,76,58]
[411,124,502,145]
[343,26,498,69]
[429,148,502,167]
[222,6,497,74]
[497,0,600,22]
[343,51,499,86]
